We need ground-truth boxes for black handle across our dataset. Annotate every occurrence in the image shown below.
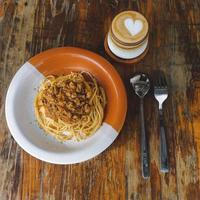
[140,99,150,178]
[159,110,169,173]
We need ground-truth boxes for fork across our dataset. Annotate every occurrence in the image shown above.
[154,71,169,173]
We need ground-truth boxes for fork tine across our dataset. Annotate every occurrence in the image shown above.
[161,73,168,87]
[153,70,161,87]
[158,75,162,87]
[162,75,167,86]
[160,76,165,87]
[154,70,167,87]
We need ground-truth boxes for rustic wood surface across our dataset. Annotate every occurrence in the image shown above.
[0,0,200,199]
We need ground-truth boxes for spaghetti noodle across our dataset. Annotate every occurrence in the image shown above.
[34,72,106,141]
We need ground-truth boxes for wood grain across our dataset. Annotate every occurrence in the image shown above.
[0,0,200,199]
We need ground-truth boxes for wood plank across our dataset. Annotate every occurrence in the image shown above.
[0,0,200,199]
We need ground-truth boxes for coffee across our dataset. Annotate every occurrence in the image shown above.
[105,11,149,60]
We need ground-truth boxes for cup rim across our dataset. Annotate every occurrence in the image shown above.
[111,10,149,46]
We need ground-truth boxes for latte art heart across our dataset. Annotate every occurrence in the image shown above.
[124,18,143,36]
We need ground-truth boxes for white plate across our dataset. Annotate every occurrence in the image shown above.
[5,47,127,164]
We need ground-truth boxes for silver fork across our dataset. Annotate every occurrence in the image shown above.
[154,71,169,173]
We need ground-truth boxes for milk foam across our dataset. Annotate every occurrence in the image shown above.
[124,18,143,36]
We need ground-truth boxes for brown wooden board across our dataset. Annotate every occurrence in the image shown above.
[0,0,200,199]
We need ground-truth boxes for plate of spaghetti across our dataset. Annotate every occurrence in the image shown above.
[5,47,127,164]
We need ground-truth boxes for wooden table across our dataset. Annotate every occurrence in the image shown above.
[0,0,200,199]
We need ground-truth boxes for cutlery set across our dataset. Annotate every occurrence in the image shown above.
[130,71,169,178]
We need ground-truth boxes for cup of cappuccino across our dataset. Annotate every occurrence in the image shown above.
[105,10,149,63]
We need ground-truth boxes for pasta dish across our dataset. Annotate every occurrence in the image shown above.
[34,72,106,141]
